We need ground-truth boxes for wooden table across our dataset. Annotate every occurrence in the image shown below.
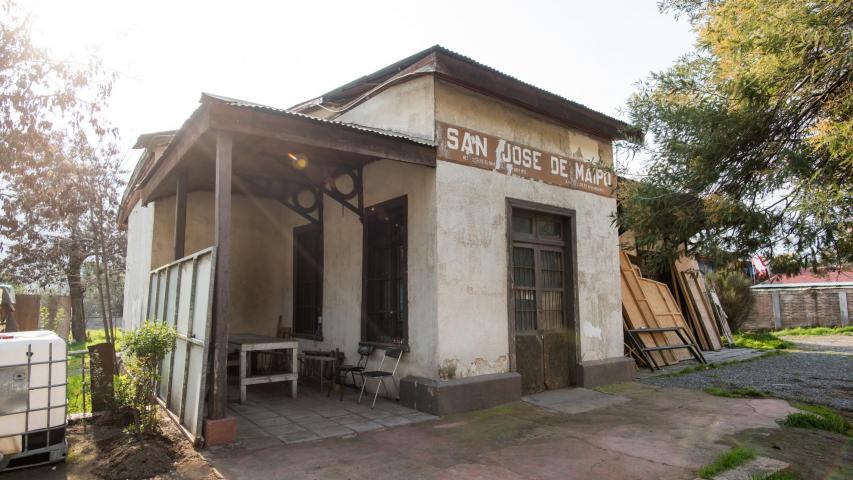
[229,334,298,403]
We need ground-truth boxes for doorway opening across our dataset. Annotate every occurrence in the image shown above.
[507,200,578,394]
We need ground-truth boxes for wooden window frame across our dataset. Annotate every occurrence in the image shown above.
[505,198,579,372]
[361,195,409,350]
[292,223,324,340]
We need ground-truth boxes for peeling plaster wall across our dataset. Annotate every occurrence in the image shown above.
[335,75,435,142]
[296,159,438,380]
[433,80,623,378]
[122,200,154,331]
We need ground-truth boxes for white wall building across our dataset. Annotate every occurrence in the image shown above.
[120,46,636,441]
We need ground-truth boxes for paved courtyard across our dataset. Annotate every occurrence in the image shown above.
[225,383,437,446]
[203,382,846,480]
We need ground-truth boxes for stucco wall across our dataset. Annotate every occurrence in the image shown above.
[122,200,154,330]
[296,159,438,380]
[432,80,623,378]
[435,81,614,167]
[148,192,292,335]
[336,75,435,142]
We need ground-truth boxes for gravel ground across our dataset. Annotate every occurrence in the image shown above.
[639,335,853,412]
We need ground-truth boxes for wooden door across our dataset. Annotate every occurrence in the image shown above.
[510,210,573,394]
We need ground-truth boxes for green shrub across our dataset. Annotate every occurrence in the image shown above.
[119,320,177,435]
[706,269,753,332]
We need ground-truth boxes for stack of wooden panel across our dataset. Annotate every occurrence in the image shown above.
[671,256,733,350]
[620,251,695,366]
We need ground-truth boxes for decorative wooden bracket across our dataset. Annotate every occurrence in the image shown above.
[280,183,323,225]
[233,172,323,225]
[283,161,365,222]
[322,166,364,222]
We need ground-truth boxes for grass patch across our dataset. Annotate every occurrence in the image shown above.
[783,403,852,436]
[773,326,853,336]
[697,446,756,479]
[733,332,792,350]
[704,386,767,398]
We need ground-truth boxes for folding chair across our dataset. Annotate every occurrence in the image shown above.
[358,347,403,409]
[333,343,375,400]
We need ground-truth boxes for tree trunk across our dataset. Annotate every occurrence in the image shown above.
[89,208,115,343]
[101,252,115,341]
[67,255,86,343]
[92,253,112,344]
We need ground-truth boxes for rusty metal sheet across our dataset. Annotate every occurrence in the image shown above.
[543,331,571,390]
[515,334,544,394]
[436,122,616,198]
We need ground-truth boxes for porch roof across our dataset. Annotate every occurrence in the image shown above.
[120,92,436,224]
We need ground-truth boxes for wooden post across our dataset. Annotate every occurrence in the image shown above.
[211,132,232,420]
[173,171,187,260]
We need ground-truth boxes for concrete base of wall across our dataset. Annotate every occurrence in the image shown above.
[400,372,521,416]
[575,357,636,388]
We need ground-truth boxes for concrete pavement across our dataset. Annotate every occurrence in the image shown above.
[204,382,798,479]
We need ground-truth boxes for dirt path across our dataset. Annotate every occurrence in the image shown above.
[780,334,853,354]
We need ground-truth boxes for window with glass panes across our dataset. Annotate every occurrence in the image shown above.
[363,196,407,345]
[511,210,567,332]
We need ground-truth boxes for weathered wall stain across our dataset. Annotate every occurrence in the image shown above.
[439,355,510,380]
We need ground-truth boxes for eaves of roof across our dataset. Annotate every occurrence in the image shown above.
[294,45,640,141]
[201,93,436,147]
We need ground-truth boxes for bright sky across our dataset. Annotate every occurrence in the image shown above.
[20,0,695,174]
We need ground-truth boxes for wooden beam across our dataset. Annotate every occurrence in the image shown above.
[173,172,187,260]
[141,106,211,205]
[211,132,232,420]
[207,102,436,167]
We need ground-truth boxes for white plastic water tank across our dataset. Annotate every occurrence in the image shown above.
[0,330,66,456]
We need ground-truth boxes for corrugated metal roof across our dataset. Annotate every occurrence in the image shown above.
[201,92,436,147]
[434,45,628,128]
[758,269,853,286]
[752,282,853,289]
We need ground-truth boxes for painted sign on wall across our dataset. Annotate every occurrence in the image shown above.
[436,122,616,197]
